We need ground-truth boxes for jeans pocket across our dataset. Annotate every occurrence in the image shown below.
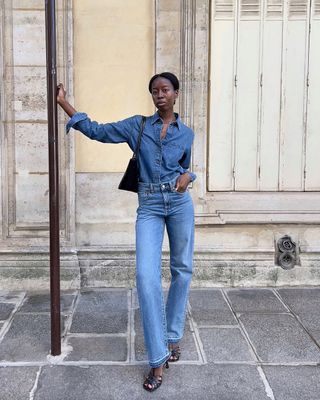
[175,189,187,195]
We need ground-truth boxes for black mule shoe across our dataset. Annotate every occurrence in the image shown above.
[143,361,169,392]
[168,345,181,362]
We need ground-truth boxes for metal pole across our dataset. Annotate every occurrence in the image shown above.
[45,0,61,356]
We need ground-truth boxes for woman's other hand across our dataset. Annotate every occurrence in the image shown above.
[175,173,192,193]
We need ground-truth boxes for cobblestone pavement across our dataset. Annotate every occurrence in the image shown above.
[0,287,320,399]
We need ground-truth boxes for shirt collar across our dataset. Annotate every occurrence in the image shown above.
[150,111,181,130]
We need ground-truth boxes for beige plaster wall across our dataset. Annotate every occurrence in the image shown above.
[73,0,155,172]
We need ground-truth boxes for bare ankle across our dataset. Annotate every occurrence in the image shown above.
[153,366,163,376]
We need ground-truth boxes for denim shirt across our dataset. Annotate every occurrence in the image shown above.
[66,111,196,184]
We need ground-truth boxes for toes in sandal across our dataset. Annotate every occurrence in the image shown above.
[168,345,181,362]
[143,361,169,392]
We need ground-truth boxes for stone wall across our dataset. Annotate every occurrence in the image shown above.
[0,0,78,289]
[0,0,319,289]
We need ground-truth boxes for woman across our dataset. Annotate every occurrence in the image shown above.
[57,72,196,392]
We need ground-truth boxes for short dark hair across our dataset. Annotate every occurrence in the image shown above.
[148,72,180,93]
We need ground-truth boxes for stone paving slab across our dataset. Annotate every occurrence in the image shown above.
[225,288,287,313]
[294,310,320,331]
[189,289,237,326]
[34,364,270,400]
[263,366,320,400]
[19,292,76,313]
[0,314,65,362]
[0,366,39,400]
[70,290,128,334]
[0,291,23,302]
[1,287,320,400]
[277,288,320,312]
[239,313,320,363]
[311,331,320,346]
[65,336,128,362]
[200,327,254,362]
[0,303,15,320]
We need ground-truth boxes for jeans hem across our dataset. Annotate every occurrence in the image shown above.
[149,351,171,368]
[167,337,182,344]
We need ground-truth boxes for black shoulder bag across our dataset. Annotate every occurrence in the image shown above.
[118,116,146,193]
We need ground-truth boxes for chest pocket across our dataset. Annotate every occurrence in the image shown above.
[164,143,185,167]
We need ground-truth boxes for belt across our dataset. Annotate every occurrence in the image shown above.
[138,176,178,192]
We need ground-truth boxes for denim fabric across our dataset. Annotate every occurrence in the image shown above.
[66,111,196,183]
[136,176,194,368]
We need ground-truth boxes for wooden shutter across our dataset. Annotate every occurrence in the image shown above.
[234,0,261,190]
[279,0,309,190]
[259,0,283,190]
[209,0,319,192]
[304,0,320,190]
[209,0,236,190]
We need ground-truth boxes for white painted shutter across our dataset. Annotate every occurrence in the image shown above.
[234,0,261,190]
[305,0,320,190]
[209,0,236,190]
[209,0,319,192]
[259,0,283,190]
[279,0,309,190]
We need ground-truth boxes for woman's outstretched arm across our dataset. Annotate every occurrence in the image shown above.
[57,83,77,117]
[55,83,137,146]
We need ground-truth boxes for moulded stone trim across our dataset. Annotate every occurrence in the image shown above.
[12,0,66,11]
[0,0,75,244]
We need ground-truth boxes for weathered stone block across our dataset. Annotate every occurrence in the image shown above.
[189,289,237,325]
[0,367,39,400]
[277,288,320,313]
[13,0,43,7]
[19,292,76,313]
[0,314,65,361]
[0,266,80,291]
[0,303,15,320]
[200,327,254,362]
[13,68,47,120]
[70,290,128,333]
[226,288,287,313]
[13,10,46,65]
[276,266,320,286]
[263,366,320,400]
[15,123,48,170]
[239,313,320,363]
[15,173,49,225]
[65,336,128,362]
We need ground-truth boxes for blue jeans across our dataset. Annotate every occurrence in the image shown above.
[135,176,194,368]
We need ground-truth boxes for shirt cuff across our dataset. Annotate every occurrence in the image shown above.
[66,112,88,133]
[187,172,197,182]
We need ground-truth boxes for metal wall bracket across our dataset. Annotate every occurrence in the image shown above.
[275,235,299,270]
